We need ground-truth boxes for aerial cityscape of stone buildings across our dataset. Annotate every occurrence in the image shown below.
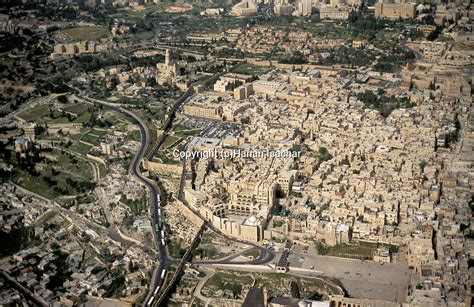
[0,0,472,306]
[169,14,471,303]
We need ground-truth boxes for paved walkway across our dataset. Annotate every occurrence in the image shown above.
[193,269,214,306]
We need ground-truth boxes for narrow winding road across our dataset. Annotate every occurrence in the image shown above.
[78,95,170,307]
[126,109,170,306]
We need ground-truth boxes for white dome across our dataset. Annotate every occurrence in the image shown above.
[243,215,259,226]
[298,301,307,307]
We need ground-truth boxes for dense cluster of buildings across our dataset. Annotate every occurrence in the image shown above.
[173,28,471,303]
[183,136,297,241]
[226,0,474,25]
[233,25,347,56]
[73,48,189,98]
[0,182,152,304]
[1,0,473,305]
[229,0,473,21]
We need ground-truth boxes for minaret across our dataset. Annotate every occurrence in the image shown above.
[263,287,268,306]
[165,49,171,66]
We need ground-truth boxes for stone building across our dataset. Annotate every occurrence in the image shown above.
[156,49,180,85]
[375,3,416,20]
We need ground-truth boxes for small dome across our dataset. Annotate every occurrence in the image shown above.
[298,301,307,307]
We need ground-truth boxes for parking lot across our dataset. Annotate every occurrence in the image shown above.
[178,116,242,139]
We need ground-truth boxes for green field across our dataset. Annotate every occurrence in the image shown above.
[194,245,229,260]
[120,194,147,214]
[55,150,93,180]
[80,129,107,146]
[13,168,88,200]
[89,128,107,136]
[17,104,92,124]
[317,241,378,260]
[125,3,172,20]
[63,26,110,41]
[173,128,201,138]
[172,123,202,138]
[125,130,141,142]
[162,136,181,149]
[17,104,50,121]
[124,31,154,42]
[66,128,99,155]
[154,133,183,165]
[232,63,268,76]
[80,134,101,145]
[12,150,94,199]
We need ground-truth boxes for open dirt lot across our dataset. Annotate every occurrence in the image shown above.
[285,245,411,303]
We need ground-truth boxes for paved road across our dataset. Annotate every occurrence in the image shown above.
[194,246,274,265]
[192,269,214,305]
[401,40,423,61]
[78,95,170,307]
[127,110,170,307]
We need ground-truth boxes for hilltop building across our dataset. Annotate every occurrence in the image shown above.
[232,0,258,16]
[156,49,180,85]
[375,3,416,20]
